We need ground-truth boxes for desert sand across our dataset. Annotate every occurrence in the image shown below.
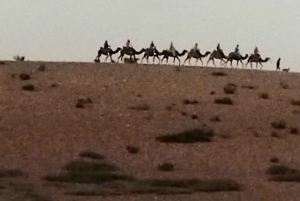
[1,60,300,201]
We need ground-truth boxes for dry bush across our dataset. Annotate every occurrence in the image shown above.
[271,120,286,129]
[223,83,237,94]
[214,97,233,105]
[156,128,215,143]
[211,71,227,76]
[291,100,300,106]
[14,55,25,61]
[290,127,299,135]
[266,165,300,182]
[271,131,280,138]
[37,63,46,71]
[191,114,198,119]
[79,150,105,160]
[22,84,35,91]
[0,61,5,65]
[19,73,30,80]
[280,81,289,89]
[157,163,174,172]
[129,104,150,111]
[76,97,92,108]
[241,85,255,90]
[183,99,199,105]
[126,145,140,154]
[181,111,187,116]
[259,93,269,99]
[210,115,221,122]
[270,157,279,163]
[0,169,24,178]
[210,91,216,95]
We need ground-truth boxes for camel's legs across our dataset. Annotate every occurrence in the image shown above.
[213,59,216,67]
[176,57,180,66]
[240,60,244,68]
[200,59,203,66]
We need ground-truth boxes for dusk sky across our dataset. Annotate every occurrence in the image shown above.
[1,0,299,71]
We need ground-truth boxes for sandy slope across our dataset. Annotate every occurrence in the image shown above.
[1,61,300,201]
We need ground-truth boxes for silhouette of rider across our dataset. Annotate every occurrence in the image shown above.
[150,41,156,54]
[104,40,110,49]
[169,42,176,56]
[276,58,281,71]
[235,44,239,54]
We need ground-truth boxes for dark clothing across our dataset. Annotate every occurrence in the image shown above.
[104,41,110,49]
[276,58,281,70]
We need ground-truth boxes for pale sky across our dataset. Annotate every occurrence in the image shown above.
[1,0,299,71]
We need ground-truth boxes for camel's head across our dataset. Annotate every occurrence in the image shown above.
[266,57,270,62]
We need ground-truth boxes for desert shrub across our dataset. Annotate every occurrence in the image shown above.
[156,128,215,143]
[145,178,241,192]
[183,99,199,105]
[191,114,198,119]
[223,83,237,94]
[129,104,150,111]
[280,82,288,89]
[165,106,172,111]
[126,145,140,154]
[76,97,92,108]
[22,84,35,91]
[241,85,255,89]
[210,115,221,122]
[271,120,286,129]
[259,93,269,99]
[14,55,25,61]
[271,131,280,138]
[266,165,300,182]
[19,73,30,80]
[270,157,279,163]
[290,127,299,134]
[181,112,187,116]
[211,71,227,76]
[214,97,233,105]
[157,163,174,172]
[0,169,24,178]
[62,160,118,172]
[291,100,300,106]
[79,151,104,160]
[210,91,216,95]
[0,61,5,65]
[37,63,46,71]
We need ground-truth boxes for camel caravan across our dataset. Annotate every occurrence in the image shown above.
[94,40,282,71]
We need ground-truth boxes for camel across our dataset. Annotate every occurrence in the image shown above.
[225,52,248,68]
[141,48,161,64]
[183,49,211,66]
[206,50,228,67]
[118,47,145,62]
[159,49,188,65]
[282,68,290,72]
[245,54,270,69]
[94,47,121,63]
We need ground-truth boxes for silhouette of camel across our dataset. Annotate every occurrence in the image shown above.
[141,48,161,64]
[159,49,188,65]
[94,47,121,63]
[206,50,228,67]
[225,52,248,68]
[183,49,211,66]
[245,54,270,69]
[118,47,145,62]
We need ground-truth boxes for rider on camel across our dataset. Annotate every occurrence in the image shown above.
[126,39,132,48]
[150,41,156,54]
[104,40,110,49]
[254,46,260,57]
[192,43,200,54]
[169,42,176,56]
[235,44,240,54]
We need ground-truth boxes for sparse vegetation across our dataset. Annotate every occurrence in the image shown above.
[183,99,199,105]
[210,91,216,95]
[19,73,30,80]
[259,93,269,99]
[14,55,25,61]
[291,100,300,106]
[129,104,150,111]
[156,128,215,143]
[211,71,227,76]
[37,63,46,71]
[63,160,118,172]
[214,97,233,105]
[181,111,187,116]
[126,145,140,154]
[271,120,286,129]
[280,81,288,89]
[0,169,24,178]
[210,115,221,122]
[270,157,279,163]
[22,84,35,91]
[266,165,300,182]
[79,151,105,160]
[191,114,198,119]
[290,127,299,134]
[223,83,237,94]
[271,131,280,138]
[157,163,174,172]
[76,97,92,108]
